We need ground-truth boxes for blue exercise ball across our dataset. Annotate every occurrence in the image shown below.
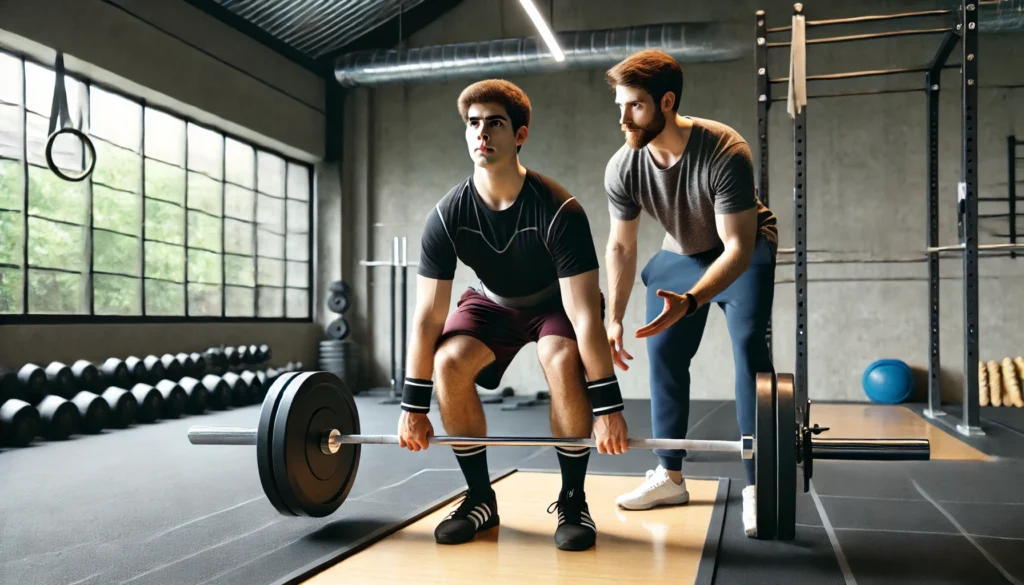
[862,359,914,404]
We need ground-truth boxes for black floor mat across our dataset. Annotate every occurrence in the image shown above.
[5,396,1023,585]
[835,531,1013,585]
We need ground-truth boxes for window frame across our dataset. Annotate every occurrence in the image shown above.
[0,48,315,324]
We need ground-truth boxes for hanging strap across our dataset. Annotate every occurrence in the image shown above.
[45,51,95,182]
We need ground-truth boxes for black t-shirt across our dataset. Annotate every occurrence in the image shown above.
[418,170,599,298]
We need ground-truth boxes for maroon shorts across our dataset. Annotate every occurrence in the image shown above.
[438,288,577,390]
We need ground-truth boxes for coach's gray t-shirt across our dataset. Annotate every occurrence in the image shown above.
[604,117,777,256]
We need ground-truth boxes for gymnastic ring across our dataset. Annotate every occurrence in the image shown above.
[45,127,96,183]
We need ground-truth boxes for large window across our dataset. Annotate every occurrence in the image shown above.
[0,50,312,321]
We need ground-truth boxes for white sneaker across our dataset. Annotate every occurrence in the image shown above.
[615,466,690,510]
[742,485,757,537]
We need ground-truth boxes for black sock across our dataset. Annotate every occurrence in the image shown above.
[453,446,492,495]
[556,446,590,495]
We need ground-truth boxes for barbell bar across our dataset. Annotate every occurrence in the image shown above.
[187,426,755,457]
[185,370,931,540]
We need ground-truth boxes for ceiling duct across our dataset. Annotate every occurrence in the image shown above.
[334,22,742,88]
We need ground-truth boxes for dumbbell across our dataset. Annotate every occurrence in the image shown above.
[16,364,48,405]
[240,371,264,401]
[221,372,252,406]
[44,362,77,399]
[200,375,230,410]
[101,386,138,429]
[71,391,111,434]
[161,354,185,382]
[71,360,102,393]
[155,380,188,419]
[99,358,132,390]
[176,377,210,415]
[224,346,242,368]
[204,348,227,376]
[0,399,40,447]
[189,352,207,378]
[1,367,23,403]
[125,356,165,385]
[130,383,164,424]
[259,344,271,364]
[37,395,81,440]
[173,352,195,377]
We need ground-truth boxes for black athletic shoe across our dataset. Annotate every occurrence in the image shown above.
[434,488,499,545]
[548,488,596,551]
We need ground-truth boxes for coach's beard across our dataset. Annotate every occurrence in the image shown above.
[622,110,666,150]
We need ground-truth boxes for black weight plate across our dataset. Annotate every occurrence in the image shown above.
[776,373,797,540]
[326,317,350,340]
[271,372,360,518]
[257,372,302,516]
[754,372,777,540]
[327,292,350,314]
[329,280,350,295]
[318,359,350,367]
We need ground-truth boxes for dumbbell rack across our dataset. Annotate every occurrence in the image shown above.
[0,344,301,449]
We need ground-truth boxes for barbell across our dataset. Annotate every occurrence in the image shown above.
[186,370,931,540]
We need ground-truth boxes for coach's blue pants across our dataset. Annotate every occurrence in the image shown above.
[640,237,776,485]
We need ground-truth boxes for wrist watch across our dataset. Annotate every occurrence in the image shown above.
[683,292,698,317]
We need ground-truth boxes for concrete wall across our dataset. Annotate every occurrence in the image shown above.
[0,0,328,367]
[344,0,1024,402]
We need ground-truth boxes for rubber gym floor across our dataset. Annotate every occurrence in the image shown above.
[3,392,1024,585]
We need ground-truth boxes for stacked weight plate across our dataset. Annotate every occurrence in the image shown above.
[320,280,363,394]
[318,340,362,395]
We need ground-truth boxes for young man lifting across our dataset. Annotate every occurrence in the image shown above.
[602,50,778,537]
[397,79,628,551]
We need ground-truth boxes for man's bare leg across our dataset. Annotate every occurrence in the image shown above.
[538,335,592,440]
[538,334,598,550]
[432,334,502,545]
[434,335,494,440]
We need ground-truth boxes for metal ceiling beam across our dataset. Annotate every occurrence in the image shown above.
[316,0,465,63]
[181,0,329,74]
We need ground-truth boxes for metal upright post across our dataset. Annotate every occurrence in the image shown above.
[958,1,983,436]
[923,72,944,419]
[398,236,408,398]
[381,236,401,405]
[1009,135,1017,259]
[755,10,773,356]
[792,5,809,411]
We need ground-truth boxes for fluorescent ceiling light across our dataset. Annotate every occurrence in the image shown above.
[519,0,565,62]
